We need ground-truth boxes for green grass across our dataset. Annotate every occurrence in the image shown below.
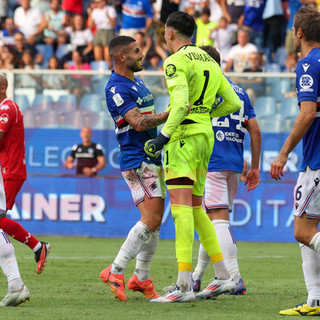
[0,237,305,320]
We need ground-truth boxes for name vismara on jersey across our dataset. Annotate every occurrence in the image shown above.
[296,48,320,172]
[162,45,233,140]
[105,72,161,171]
[208,79,256,173]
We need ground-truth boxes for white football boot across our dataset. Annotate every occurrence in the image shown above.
[0,285,30,306]
[196,277,236,299]
[151,285,195,303]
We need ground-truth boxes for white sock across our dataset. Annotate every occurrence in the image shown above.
[135,227,160,281]
[213,260,230,280]
[213,219,240,282]
[193,243,210,281]
[112,221,152,274]
[177,270,192,292]
[32,242,41,253]
[309,232,320,254]
[0,233,23,292]
[300,243,320,306]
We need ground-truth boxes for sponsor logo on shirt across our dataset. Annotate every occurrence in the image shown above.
[299,75,314,92]
[0,105,9,110]
[0,113,9,123]
[165,64,177,77]
[113,93,124,107]
[136,97,143,105]
[302,63,310,72]
[216,130,224,141]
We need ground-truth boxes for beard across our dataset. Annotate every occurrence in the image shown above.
[127,59,143,72]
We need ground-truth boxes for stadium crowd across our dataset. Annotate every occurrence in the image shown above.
[0,0,317,73]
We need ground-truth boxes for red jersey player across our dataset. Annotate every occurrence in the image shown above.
[0,73,51,276]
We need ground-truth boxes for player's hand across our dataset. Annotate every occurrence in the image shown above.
[83,167,94,177]
[144,132,170,158]
[244,168,259,191]
[270,153,288,181]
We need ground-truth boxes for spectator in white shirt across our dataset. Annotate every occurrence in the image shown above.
[13,0,43,45]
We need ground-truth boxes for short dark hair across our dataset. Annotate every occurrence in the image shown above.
[200,46,221,66]
[294,5,320,43]
[166,11,195,38]
[109,36,136,61]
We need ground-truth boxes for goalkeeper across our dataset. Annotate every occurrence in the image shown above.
[144,11,242,302]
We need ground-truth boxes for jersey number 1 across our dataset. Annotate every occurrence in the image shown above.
[194,70,209,106]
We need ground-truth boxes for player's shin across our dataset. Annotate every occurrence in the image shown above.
[212,219,240,282]
[193,206,229,279]
[112,221,152,274]
[135,227,160,281]
[172,204,194,292]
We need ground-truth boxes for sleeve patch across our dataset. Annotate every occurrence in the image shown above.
[113,93,124,107]
[299,75,314,92]
[0,113,9,124]
[165,64,177,78]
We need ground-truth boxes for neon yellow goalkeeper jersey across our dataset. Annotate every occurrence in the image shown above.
[162,44,232,137]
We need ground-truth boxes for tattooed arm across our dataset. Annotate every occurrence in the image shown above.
[123,107,169,132]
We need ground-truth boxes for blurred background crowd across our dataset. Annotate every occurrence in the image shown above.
[0,0,318,74]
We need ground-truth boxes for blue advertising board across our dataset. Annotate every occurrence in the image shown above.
[6,129,302,243]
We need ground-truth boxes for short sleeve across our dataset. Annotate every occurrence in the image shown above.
[0,103,15,133]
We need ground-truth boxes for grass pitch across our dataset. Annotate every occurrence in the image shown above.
[0,237,305,320]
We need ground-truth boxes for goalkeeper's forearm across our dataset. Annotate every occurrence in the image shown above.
[162,85,189,136]
[210,86,241,118]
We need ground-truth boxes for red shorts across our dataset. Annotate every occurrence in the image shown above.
[4,179,24,210]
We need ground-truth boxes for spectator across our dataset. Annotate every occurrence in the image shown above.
[120,0,154,37]
[238,0,266,52]
[2,17,20,46]
[86,0,98,35]
[243,52,264,72]
[220,0,244,26]
[262,0,285,61]
[16,49,42,91]
[41,0,68,48]
[67,49,92,103]
[195,7,217,46]
[223,29,258,72]
[63,14,94,64]
[13,0,43,45]
[184,0,208,17]
[0,0,8,28]
[0,46,19,69]
[43,56,67,89]
[210,16,238,68]
[13,32,43,66]
[64,126,106,177]
[88,0,116,69]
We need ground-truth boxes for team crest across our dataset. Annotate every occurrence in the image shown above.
[0,113,9,123]
[166,64,177,77]
[149,181,158,191]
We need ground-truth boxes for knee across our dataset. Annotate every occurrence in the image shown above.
[294,227,311,246]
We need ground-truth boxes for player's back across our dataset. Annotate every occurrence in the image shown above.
[208,80,256,172]
[0,98,26,180]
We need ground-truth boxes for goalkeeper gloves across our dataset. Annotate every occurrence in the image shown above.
[144,132,170,158]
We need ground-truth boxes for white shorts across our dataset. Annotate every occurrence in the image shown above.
[0,229,10,245]
[294,166,320,219]
[122,161,166,206]
[204,171,241,212]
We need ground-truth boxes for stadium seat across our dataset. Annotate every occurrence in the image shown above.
[32,94,54,111]
[14,94,30,111]
[57,94,77,105]
[95,78,108,98]
[269,78,292,102]
[90,60,109,71]
[90,111,115,130]
[38,110,59,128]
[35,44,54,69]
[60,110,85,128]
[274,47,288,71]
[22,109,36,128]
[260,114,284,133]
[279,97,299,119]
[264,63,281,73]
[154,95,170,113]
[55,44,70,60]
[79,94,102,113]
[254,96,276,118]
